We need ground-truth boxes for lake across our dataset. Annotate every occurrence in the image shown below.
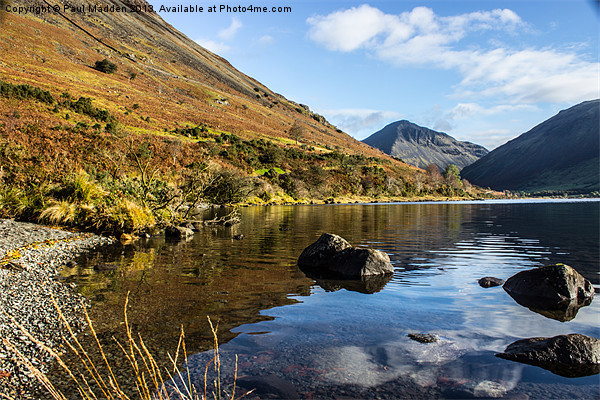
[63,199,600,399]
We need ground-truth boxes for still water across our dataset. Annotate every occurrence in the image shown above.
[66,199,600,399]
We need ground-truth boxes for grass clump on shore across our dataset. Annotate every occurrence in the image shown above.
[3,294,244,400]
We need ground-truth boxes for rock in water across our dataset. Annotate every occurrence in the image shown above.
[165,225,194,240]
[297,233,352,267]
[298,233,393,279]
[408,333,438,343]
[502,264,594,321]
[478,277,504,288]
[444,380,507,399]
[496,334,600,377]
[236,375,299,399]
[93,263,118,271]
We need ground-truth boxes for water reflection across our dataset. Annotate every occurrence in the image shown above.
[61,200,599,399]
[306,274,392,294]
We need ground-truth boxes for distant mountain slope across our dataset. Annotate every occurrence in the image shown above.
[461,100,600,193]
[362,120,488,170]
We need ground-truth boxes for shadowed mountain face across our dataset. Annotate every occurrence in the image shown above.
[362,120,488,170]
[461,100,600,193]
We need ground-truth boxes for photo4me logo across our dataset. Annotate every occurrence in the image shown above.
[3,1,291,15]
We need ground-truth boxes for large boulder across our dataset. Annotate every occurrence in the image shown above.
[496,334,600,377]
[298,233,393,279]
[502,264,594,321]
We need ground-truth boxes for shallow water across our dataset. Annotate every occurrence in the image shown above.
[65,199,600,399]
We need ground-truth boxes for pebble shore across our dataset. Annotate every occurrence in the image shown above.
[0,219,114,399]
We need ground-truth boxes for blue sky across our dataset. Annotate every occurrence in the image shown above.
[149,1,599,149]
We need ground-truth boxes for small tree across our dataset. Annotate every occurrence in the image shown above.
[443,164,463,188]
[426,163,442,186]
[443,164,460,180]
[289,121,304,144]
[94,59,117,74]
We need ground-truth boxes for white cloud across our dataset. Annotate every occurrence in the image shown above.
[218,18,243,40]
[307,5,397,51]
[307,5,599,105]
[447,103,538,120]
[258,35,275,45]
[464,129,514,150]
[319,108,402,139]
[195,18,243,55]
[195,38,230,54]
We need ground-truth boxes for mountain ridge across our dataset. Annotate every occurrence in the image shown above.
[362,120,488,170]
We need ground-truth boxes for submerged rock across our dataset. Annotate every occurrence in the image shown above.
[478,277,504,288]
[496,333,600,377]
[443,379,507,399]
[236,375,299,399]
[408,333,439,343]
[297,233,393,279]
[93,263,118,271]
[502,264,594,321]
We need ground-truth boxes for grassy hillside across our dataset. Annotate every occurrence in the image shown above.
[0,0,490,233]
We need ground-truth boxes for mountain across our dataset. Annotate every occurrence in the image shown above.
[461,100,600,194]
[1,0,449,209]
[362,120,488,170]
[0,0,359,151]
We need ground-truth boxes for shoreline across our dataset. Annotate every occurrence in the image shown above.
[0,219,114,399]
[235,193,597,208]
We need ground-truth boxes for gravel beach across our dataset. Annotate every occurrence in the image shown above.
[0,219,114,399]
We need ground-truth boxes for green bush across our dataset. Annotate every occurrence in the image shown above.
[94,59,118,74]
[0,79,55,104]
[62,96,113,122]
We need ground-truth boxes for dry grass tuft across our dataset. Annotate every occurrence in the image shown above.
[39,200,78,225]
[4,293,246,400]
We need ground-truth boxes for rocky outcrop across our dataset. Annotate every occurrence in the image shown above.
[502,264,594,321]
[496,334,600,377]
[297,233,393,279]
[478,277,504,288]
